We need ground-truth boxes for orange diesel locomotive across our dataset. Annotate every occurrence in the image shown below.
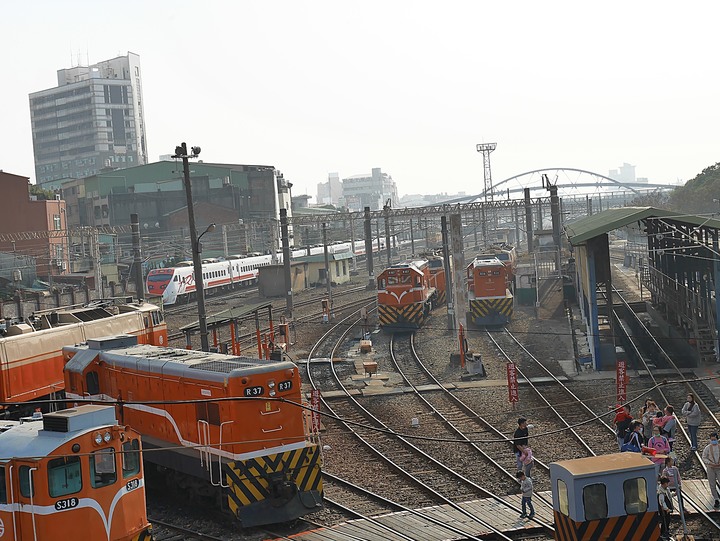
[377,258,446,330]
[0,298,166,417]
[63,335,323,528]
[0,404,152,541]
[467,256,514,326]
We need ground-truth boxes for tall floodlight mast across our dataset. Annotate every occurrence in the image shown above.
[476,143,497,202]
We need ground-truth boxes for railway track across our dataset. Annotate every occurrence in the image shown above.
[307,316,524,541]
[389,334,540,483]
[166,290,375,343]
[387,332,557,518]
[150,518,228,541]
[484,328,617,459]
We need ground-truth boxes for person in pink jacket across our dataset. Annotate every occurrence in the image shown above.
[518,444,534,478]
[646,425,671,477]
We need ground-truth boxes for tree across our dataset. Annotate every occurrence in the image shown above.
[29,183,58,201]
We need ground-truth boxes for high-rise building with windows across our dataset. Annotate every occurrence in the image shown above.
[29,52,148,184]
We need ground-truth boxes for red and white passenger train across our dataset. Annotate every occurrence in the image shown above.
[146,237,395,305]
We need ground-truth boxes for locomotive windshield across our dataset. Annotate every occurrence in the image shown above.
[147,273,173,282]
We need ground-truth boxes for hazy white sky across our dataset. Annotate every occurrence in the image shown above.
[3,1,718,199]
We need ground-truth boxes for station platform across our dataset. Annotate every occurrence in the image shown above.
[274,480,718,541]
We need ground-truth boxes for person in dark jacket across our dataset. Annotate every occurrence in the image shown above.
[613,404,633,450]
[513,418,532,470]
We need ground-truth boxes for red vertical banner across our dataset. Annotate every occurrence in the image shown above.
[616,359,627,403]
[310,389,321,433]
[507,362,519,403]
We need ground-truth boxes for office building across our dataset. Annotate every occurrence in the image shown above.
[29,52,148,184]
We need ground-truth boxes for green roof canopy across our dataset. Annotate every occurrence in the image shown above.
[565,207,720,246]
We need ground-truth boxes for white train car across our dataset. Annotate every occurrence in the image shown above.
[148,238,392,305]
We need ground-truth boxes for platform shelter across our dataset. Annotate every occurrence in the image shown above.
[565,207,720,369]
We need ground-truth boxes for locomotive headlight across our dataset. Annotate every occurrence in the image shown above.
[94,433,103,445]
[269,390,276,397]
[103,431,112,443]
[268,380,276,388]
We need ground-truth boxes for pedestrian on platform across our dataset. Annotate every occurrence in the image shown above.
[647,425,671,477]
[613,404,633,451]
[656,406,677,451]
[681,393,701,451]
[641,401,659,440]
[513,418,531,470]
[639,397,653,418]
[657,476,674,540]
[516,470,534,520]
[518,444,534,478]
[622,420,644,452]
[701,431,720,508]
[662,456,681,492]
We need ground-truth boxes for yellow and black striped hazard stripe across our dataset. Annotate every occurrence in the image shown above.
[470,297,513,323]
[378,303,425,328]
[224,444,323,518]
[554,510,660,540]
[131,527,154,541]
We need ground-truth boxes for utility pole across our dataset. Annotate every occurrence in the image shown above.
[543,174,562,272]
[349,212,357,272]
[322,222,332,319]
[173,142,213,352]
[280,208,293,319]
[441,216,454,332]
[384,199,392,267]
[131,214,144,301]
[364,207,374,289]
[91,228,102,296]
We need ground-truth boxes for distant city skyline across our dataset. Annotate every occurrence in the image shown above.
[2,1,717,200]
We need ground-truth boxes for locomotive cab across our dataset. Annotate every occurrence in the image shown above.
[550,453,660,541]
[0,405,151,541]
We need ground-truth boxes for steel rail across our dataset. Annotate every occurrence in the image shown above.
[307,313,501,541]
[389,333,555,534]
[485,330,598,457]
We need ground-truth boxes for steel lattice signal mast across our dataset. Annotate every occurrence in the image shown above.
[476,142,497,202]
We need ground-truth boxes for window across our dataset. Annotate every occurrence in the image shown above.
[48,456,82,497]
[0,466,6,503]
[335,262,340,275]
[196,402,221,426]
[122,439,140,478]
[90,448,116,488]
[557,479,569,516]
[19,466,34,497]
[624,477,648,514]
[86,371,99,395]
[583,483,608,520]
[53,214,61,230]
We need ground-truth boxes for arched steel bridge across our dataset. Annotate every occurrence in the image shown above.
[446,167,673,203]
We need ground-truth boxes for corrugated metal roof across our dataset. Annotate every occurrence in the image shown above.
[564,207,720,245]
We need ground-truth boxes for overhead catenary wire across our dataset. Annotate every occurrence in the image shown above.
[3,373,714,459]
